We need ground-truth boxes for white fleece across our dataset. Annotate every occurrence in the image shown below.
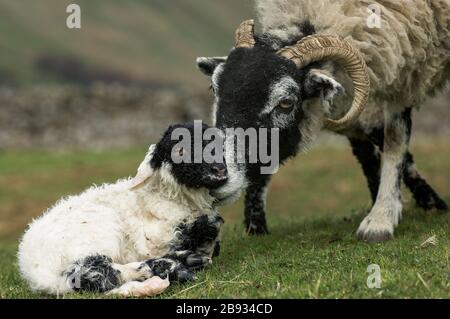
[18,168,216,294]
[256,0,450,109]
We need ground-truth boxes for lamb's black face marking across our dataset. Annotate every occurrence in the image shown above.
[150,123,228,189]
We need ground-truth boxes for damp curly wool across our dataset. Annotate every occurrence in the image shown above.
[18,123,228,296]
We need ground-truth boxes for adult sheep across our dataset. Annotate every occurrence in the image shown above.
[198,0,449,242]
[18,123,227,296]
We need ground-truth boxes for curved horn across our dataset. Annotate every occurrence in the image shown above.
[235,19,256,48]
[277,35,370,131]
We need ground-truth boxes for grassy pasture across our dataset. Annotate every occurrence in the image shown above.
[0,139,449,298]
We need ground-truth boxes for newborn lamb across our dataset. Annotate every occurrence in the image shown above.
[18,123,228,297]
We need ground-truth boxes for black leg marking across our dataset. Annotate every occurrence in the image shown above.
[212,241,221,257]
[349,138,381,203]
[64,255,121,293]
[244,175,271,235]
[152,214,224,283]
[174,215,223,252]
[403,152,448,212]
[145,258,196,282]
[400,107,447,211]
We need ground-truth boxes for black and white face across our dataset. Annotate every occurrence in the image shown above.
[149,123,228,190]
[199,48,303,131]
[196,44,345,203]
[197,46,344,132]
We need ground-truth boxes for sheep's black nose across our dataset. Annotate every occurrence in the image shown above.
[212,165,227,178]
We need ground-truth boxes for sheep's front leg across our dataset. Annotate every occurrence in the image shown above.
[244,174,271,235]
[357,108,411,243]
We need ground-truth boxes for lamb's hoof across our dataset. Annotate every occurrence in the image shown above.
[246,222,269,236]
[357,215,394,243]
[174,268,197,282]
[185,254,211,270]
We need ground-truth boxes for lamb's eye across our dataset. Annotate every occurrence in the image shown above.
[278,97,296,109]
[178,148,185,157]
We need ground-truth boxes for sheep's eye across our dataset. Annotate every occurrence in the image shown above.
[278,98,296,109]
[178,147,185,157]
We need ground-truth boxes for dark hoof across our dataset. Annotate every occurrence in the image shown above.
[185,254,210,270]
[174,269,197,282]
[415,190,448,213]
[425,198,448,213]
[245,222,269,236]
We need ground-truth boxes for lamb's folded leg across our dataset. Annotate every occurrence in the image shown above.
[108,276,169,297]
[112,261,153,282]
[166,213,224,272]
[64,255,153,293]
[101,259,172,297]
[145,257,197,282]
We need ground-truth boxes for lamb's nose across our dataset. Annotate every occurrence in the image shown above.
[212,165,227,178]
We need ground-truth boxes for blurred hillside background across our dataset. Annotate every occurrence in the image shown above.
[0,0,256,149]
[0,0,252,87]
[0,0,448,150]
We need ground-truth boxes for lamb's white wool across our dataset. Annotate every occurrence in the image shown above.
[18,161,216,294]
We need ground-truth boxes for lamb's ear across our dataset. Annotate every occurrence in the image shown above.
[304,69,345,113]
[196,56,227,76]
[130,144,156,190]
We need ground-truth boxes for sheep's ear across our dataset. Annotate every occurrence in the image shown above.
[130,144,156,190]
[304,69,345,113]
[196,56,227,76]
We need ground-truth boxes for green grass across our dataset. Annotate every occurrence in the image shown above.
[1,140,449,298]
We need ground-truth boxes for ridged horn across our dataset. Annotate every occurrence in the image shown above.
[278,35,370,131]
[235,19,256,48]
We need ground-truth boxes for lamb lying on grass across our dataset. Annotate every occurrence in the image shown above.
[18,123,228,297]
